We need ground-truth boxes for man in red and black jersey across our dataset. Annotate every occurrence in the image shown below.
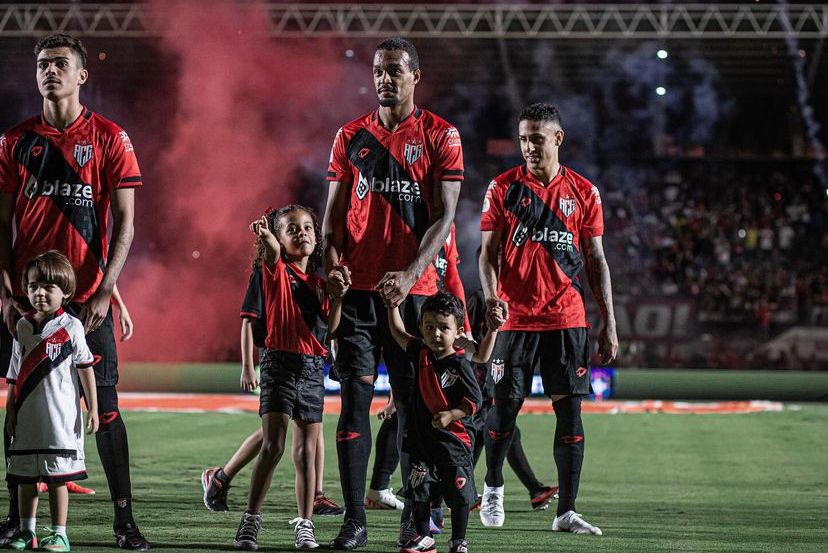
[322,37,463,549]
[478,103,618,536]
[0,34,148,550]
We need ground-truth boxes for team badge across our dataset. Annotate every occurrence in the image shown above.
[403,138,422,165]
[440,368,459,389]
[559,196,577,217]
[490,359,505,384]
[73,141,93,168]
[45,340,63,361]
[355,173,369,200]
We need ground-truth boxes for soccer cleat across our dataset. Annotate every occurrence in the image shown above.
[329,518,367,550]
[37,530,70,552]
[312,493,345,516]
[469,495,482,512]
[201,467,229,512]
[234,512,262,550]
[289,518,319,550]
[114,522,151,550]
[552,511,602,536]
[399,534,436,553]
[366,488,404,510]
[37,482,95,495]
[479,484,505,527]
[0,518,21,546]
[448,539,469,553]
[6,529,36,550]
[530,486,559,511]
[395,520,417,548]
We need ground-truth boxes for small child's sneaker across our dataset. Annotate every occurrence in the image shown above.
[290,518,319,549]
[366,488,404,510]
[448,539,469,553]
[37,530,70,552]
[551,511,602,535]
[399,534,436,553]
[7,529,37,550]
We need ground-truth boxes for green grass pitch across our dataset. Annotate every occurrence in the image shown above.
[1,405,826,552]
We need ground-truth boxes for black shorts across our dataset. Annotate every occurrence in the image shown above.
[402,459,476,509]
[486,328,591,400]
[334,290,425,396]
[259,350,325,422]
[1,300,118,386]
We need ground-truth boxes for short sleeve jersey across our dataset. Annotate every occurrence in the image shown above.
[262,257,329,356]
[240,265,267,348]
[480,165,604,331]
[327,107,464,295]
[7,309,95,453]
[0,108,142,303]
[402,338,482,467]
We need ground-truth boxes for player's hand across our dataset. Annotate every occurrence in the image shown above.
[329,265,351,287]
[432,410,454,429]
[376,270,416,308]
[597,323,618,365]
[2,297,25,338]
[485,297,508,328]
[80,289,112,334]
[86,411,99,434]
[4,408,16,437]
[377,399,396,420]
[240,365,259,392]
[117,304,134,342]
[327,267,350,301]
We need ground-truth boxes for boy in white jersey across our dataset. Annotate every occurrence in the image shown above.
[5,250,99,551]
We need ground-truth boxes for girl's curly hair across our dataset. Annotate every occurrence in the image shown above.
[251,205,324,274]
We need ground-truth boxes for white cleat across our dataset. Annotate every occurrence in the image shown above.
[479,484,505,527]
[366,487,404,510]
[552,510,602,535]
[290,518,320,549]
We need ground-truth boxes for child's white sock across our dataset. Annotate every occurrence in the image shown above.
[52,525,67,536]
[20,517,36,532]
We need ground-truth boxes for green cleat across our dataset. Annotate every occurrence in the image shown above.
[37,530,70,552]
[6,529,37,550]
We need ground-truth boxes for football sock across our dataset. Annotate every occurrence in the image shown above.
[113,498,134,530]
[52,525,66,537]
[412,501,431,537]
[450,505,469,542]
[215,468,231,485]
[506,426,543,494]
[20,518,35,532]
[393,398,413,526]
[96,387,133,504]
[553,395,585,516]
[484,398,523,487]
[370,414,399,491]
[4,422,18,522]
[336,379,373,525]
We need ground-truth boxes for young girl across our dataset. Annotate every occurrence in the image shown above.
[233,206,349,551]
[201,210,344,516]
[5,250,99,552]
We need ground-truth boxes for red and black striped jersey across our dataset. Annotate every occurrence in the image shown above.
[327,107,464,296]
[480,165,604,331]
[262,257,330,357]
[0,108,142,303]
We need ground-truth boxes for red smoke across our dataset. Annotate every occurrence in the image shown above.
[118,1,360,361]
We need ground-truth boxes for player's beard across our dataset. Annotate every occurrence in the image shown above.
[378,96,400,107]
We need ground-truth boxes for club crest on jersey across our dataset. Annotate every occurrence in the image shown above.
[403,139,422,165]
[440,368,459,389]
[45,340,63,361]
[559,196,577,218]
[73,141,93,168]
[490,359,505,384]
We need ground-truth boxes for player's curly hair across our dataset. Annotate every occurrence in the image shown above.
[519,102,562,127]
[35,34,88,69]
[22,250,76,304]
[419,291,466,327]
[252,205,323,274]
[376,37,420,71]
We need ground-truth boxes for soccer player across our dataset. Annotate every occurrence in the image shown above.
[323,37,463,549]
[387,291,498,553]
[478,103,618,535]
[0,34,149,549]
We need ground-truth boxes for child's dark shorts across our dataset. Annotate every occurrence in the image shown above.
[259,350,325,423]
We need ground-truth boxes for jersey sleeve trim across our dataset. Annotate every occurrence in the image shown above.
[119,176,142,183]
[76,354,102,369]
[240,311,260,319]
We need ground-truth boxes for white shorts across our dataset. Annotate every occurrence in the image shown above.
[6,451,87,484]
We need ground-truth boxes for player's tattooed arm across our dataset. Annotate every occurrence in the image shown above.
[386,304,413,351]
[322,180,348,276]
[479,229,509,326]
[378,180,461,307]
[583,236,618,364]
[250,216,280,267]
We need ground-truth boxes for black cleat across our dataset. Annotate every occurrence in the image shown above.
[234,512,262,550]
[201,467,229,512]
[530,485,559,511]
[329,518,367,550]
[0,518,21,546]
[115,522,151,550]
[312,493,345,516]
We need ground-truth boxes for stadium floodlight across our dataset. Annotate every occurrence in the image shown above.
[657,49,668,59]
[656,87,666,96]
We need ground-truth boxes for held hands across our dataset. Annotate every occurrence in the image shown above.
[432,410,455,429]
[240,365,259,393]
[86,410,99,435]
[376,270,416,308]
[485,297,508,329]
[328,265,352,301]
